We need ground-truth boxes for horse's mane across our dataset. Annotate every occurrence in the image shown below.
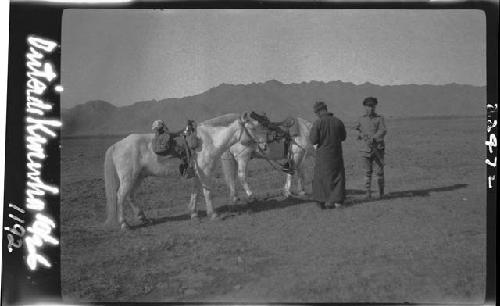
[200,113,240,127]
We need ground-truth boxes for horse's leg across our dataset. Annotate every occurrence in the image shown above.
[221,154,239,204]
[283,148,307,197]
[116,176,134,230]
[188,176,201,219]
[296,164,307,196]
[283,172,293,198]
[283,148,298,197]
[128,176,151,224]
[237,157,255,201]
[198,162,218,220]
[295,150,307,196]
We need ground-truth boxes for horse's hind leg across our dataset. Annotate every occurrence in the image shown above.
[117,179,133,230]
[188,176,201,219]
[283,151,299,197]
[296,165,306,196]
[295,151,307,196]
[221,154,239,204]
[128,176,151,224]
[198,163,218,220]
[283,149,306,197]
[283,172,293,198]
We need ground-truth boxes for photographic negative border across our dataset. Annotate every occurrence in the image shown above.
[2,1,497,305]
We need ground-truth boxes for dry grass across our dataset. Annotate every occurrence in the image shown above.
[60,116,486,303]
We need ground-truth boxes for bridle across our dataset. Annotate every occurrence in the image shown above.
[244,112,307,175]
[238,117,293,174]
[238,118,267,148]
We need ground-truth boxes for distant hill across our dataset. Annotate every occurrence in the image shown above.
[61,80,485,136]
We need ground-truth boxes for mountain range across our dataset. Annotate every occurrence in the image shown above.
[61,80,485,136]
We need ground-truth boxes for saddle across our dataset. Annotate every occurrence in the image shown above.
[273,117,299,138]
[249,112,299,141]
[249,112,299,167]
[152,120,199,178]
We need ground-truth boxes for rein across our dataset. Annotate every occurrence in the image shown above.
[254,143,294,174]
[236,118,290,174]
[238,118,266,147]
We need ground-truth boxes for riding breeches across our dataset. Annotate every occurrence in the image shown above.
[361,151,384,190]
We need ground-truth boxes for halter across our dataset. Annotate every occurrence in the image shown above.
[238,118,267,147]
[246,112,304,175]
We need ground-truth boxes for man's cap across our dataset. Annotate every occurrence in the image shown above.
[313,101,328,113]
[363,97,378,106]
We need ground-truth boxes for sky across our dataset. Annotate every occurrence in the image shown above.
[61,9,486,108]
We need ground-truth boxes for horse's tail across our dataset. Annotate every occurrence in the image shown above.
[297,117,315,158]
[104,144,119,227]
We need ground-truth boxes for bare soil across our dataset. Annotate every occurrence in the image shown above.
[61,117,486,303]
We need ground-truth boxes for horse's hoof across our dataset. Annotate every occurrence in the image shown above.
[231,197,241,205]
[120,222,130,231]
[140,217,153,225]
[208,213,219,221]
[296,191,307,197]
[103,219,118,230]
[282,191,292,198]
[247,195,257,203]
[190,213,200,221]
[138,212,152,224]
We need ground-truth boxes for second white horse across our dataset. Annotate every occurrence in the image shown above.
[221,117,314,202]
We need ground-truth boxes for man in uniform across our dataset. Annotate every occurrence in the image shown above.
[310,101,347,209]
[355,97,387,199]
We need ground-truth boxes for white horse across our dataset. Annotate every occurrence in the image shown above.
[103,113,269,230]
[221,117,314,202]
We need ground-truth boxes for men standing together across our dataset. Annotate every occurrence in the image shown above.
[310,97,387,209]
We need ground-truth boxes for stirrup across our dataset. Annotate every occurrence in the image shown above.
[282,167,295,175]
[185,166,196,178]
[281,163,295,175]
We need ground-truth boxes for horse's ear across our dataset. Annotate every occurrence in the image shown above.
[241,112,249,122]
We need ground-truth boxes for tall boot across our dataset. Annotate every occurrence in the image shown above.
[364,189,372,200]
[364,176,372,200]
[377,179,385,199]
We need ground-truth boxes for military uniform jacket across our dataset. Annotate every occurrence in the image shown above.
[354,113,387,153]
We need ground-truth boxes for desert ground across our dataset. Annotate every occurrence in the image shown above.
[61,116,486,303]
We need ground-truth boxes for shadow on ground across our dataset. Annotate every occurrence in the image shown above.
[132,183,468,229]
[218,195,312,215]
[346,183,468,206]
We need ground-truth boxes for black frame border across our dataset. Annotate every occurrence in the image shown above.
[2,1,497,305]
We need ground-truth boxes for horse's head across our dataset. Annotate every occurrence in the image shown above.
[249,111,271,127]
[239,112,269,152]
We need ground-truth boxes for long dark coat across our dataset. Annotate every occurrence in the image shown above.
[309,112,347,203]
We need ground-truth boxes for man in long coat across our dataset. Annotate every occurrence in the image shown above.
[310,101,347,209]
